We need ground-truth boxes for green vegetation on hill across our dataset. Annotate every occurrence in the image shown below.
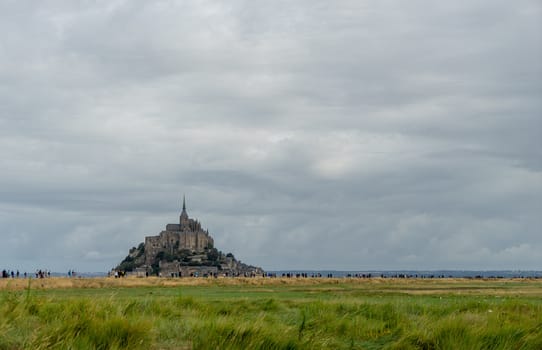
[1,279,541,349]
[117,243,145,272]
[116,242,238,274]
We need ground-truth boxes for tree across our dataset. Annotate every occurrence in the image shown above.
[207,248,219,262]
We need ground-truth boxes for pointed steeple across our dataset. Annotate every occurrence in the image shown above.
[180,194,188,223]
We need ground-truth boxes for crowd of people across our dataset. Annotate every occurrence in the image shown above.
[3,269,540,280]
[2,269,50,278]
[2,269,23,278]
[1,269,78,278]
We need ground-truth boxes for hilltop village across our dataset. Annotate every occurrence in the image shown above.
[116,197,263,277]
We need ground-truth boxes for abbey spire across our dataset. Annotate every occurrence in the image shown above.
[180,195,189,223]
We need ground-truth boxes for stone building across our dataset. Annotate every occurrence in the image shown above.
[117,196,264,277]
[144,197,214,265]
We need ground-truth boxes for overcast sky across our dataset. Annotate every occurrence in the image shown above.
[1,0,541,273]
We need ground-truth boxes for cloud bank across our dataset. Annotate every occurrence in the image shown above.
[0,0,540,272]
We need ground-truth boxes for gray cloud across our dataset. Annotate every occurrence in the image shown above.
[0,0,540,272]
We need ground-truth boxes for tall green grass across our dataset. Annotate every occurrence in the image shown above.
[1,280,541,349]
[0,289,150,349]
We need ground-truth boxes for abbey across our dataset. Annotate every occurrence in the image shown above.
[116,196,263,277]
[144,197,214,265]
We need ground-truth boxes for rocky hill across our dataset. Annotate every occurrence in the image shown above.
[115,198,263,277]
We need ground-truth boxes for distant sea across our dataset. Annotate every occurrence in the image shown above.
[268,270,542,278]
[45,270,542,279]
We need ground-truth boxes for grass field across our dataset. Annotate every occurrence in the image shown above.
[1,277,541,349]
